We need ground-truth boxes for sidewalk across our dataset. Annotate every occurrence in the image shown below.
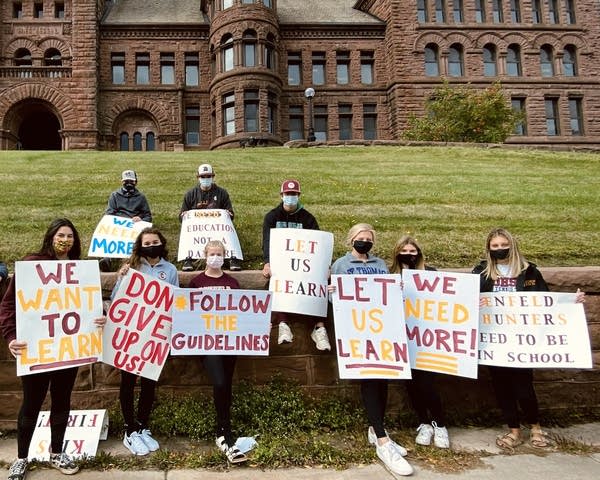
[1,424,599,479]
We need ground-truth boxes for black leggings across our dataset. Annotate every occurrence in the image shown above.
[406,369,446,426]
[360,379,388,439]
[203,355,237,445]
[17,367,79,458]
[488,366,539,429]
[120,371,156,434]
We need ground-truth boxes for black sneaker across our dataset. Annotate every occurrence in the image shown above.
[7,458,28,480]
[182,257,195,272]
[229,257,242,271]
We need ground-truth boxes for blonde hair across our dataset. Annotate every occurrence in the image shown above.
[346,223,376,246]
[390,235,425,273]
[204,239,226,257]
[482,228,529,280]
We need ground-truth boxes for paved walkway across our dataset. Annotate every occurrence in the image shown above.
[1,424,599,479]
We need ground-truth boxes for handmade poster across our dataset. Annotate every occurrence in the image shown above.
[28,409,108,461]
[478,292,592,368]
[87,215,152,258]
[269,228,333,317]
[103,270,173,381]
[403,270,480,378]
[331,274,411,379]
[171,288,272,355]
[15,260,103,376]
[178,209,243,260]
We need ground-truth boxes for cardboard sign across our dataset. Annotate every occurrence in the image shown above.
[178,209,243,260]
[15,260,103,376]
[88,215,152,258]
[269,229,334,317]
[171,288,272,355]
[478,292,592,368]
[331,274,411,379]
[28,409,108,461]
[103,270,173,381]
[403,270,480,378]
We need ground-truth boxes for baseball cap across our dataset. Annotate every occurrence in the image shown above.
[281,179,301,194]
[198,164,214,176]
[121,170,137,182]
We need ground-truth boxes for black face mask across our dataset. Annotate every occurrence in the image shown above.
[490,248,510,260]
[398,253,418,268]
[122,183,136,194]
[353,240,373,254]
[140,244,164,259]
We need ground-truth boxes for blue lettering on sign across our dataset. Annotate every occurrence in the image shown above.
[91,238,134,255]
[112,217,134,228]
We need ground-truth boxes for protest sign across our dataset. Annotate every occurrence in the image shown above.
[28,409,108,461]
[331,274,411,379]
[478,292,592,369]
[269,228,333,317]
[177,209,243,260]
[103,270,173,380]
[403,270,480,378]
[87,215,152,258]
[15,260,103,376]
[171,288,272,355]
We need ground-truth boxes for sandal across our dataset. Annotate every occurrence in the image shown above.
[215,436,248,464]
[495,432,523,452]
[530,428,552,449]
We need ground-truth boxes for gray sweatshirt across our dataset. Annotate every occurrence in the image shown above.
[331,252,389,275]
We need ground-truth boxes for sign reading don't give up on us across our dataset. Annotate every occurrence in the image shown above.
[88,215,152,258]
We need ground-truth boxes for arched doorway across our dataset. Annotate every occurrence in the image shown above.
[5,101,62,150]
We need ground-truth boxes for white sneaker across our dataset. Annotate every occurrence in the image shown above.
[432,421,450,449]
[7,458,28,480]
[376,441,414,476]
[49,453,79,475]
[415,423,434,446]
[123,431,150,456]
[140,428,160,452]
[311,326,331,350]
[277,322,293,344]
[368,426,408,457]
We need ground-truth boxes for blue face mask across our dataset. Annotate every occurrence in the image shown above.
[282,195,299,207]
[199,178,213,189]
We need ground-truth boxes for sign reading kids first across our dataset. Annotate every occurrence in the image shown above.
[15,260,103,376]
[269,229,334,317]
[331,274,411,379]
[88,215,152,258]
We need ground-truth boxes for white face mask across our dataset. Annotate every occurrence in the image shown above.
[199,177,213,189]
[282,194,299,207]
[206,255,224,269]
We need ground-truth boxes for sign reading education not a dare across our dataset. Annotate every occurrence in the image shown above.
[88,215,152,258]
[403,270,480,379]
[171,288,272,355]
[331,274,411,379]
[15,260,103,376]
[269,229,333,317]
[178,209,243,261]
[478,292,592,369]
[103,270,173,381]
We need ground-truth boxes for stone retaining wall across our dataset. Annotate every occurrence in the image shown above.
[1,268,598,430]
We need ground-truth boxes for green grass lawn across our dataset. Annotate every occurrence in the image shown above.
[1,146,599,270]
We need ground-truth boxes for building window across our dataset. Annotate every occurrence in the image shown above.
[136,53,150,84]
[448,44,463,77]
[244,90,259,132]
[133,132,143,151]
[146,132,156,151]
[243,31,257,67]
[475,0,485,22]
[435,0,446,22]
[186,107,200,145]
[289,106,304,140]
[267,92,277,135]
[314,105,328,141]
[312,52,326,85]
[492,0,503,22]
[336,51,350,85]
[34,2,43,18]
[185,53,199,86]
[424,44,440,76]
[111,52,125,84]
[562,45,577,77]
[222,93,235,136]
[221,35,234,72]
[453,0,464,22]
[569,97,583,135]
[511,98,526,135]
[540,45,554,77]
[160,53,175,84]
[506,44,522,76]
[548,0,559,23]
[360,51,374,84]
[265,34,276,70]
[287,52,302,86]
[417,0,429,22]
[242,0,253,3]
[545,98,560,136]
[44,48,62,67]
[510,0,521,22]
[532,0,542,24]
[263,0,272,6]
[15,48,32,67]
[13,2,23,18]
[223,0,233,9]
[483,44,497,76]
[363,104,377,140]
[338,104,353,140]
[55,2,65,18]
[565,0,576,24]
[119,132,129,151]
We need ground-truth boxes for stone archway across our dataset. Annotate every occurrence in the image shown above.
[7,100,62,150]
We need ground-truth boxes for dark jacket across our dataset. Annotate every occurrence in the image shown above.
[106,188,152,222]
[472,260,549,293]
[262,203,319,262]
[180,184,234,220]
[0,262,7,282]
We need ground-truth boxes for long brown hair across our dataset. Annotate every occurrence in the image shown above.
[390,235,425,273]
[38,218,81,260]
[482,227,528,280]
[128,227,169,269]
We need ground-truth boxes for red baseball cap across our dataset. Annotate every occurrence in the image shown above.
[280,179,301,194]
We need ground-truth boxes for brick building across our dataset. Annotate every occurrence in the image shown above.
[1,0,599,151]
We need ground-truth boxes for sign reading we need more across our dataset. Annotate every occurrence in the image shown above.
[178,209,243,260]
[15,260,103,376]
[88,215,152,258]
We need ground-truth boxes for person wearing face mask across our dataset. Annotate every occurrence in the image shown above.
[187,240,248,464]
[111,227,179,457]
[179,164,240,272]
[329,223,413,476]
[0,218,106,480]
[261,179,331,350]
[390,235,449,449]
[472,227,585,451]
